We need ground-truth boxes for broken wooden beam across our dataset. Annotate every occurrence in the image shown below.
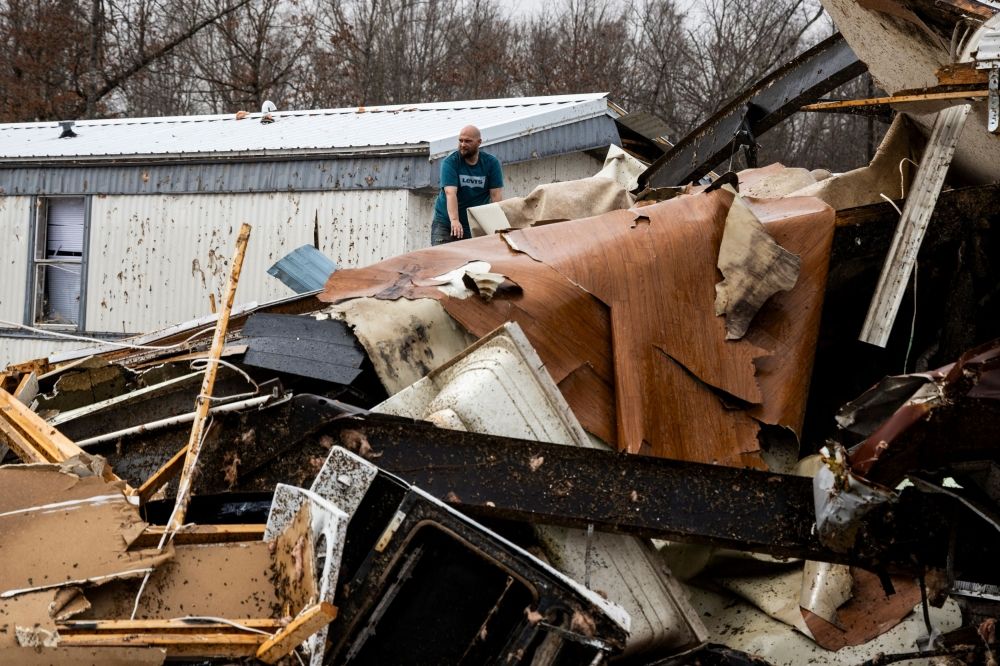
[165,223,251,526]
[256,602,338,664]
[0,387,134,493]
[329,417,986,575]
[132,524,265,548]
[937,61,990,86]
[56,618,281,658]
[801,89,987,112]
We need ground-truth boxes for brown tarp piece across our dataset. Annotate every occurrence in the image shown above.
[320,188,834,466]
[802,570,921,651]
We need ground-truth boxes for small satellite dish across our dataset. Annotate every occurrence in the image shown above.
[261,100,277,113]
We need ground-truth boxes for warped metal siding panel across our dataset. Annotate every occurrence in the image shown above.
[0,337,87,367]
[0,156,432,196]
[502,153,606,198]
[0,197,31,326]
[86,191,409,334]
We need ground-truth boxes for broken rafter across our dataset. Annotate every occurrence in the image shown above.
[334,417,970,573]
[255,602,338,664]
[0,388,134,493]
[56,619,279,658]
[801,89,987,111]
[639,32,865,188]
[164,223,251,528]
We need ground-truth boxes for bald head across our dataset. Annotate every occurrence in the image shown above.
[457,125,482,162]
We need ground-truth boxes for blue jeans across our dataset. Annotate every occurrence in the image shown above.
[431,220,462,246]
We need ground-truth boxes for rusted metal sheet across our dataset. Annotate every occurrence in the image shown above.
[849,338,1000,485]
[638,33,865,188]
[319,187,834,467]
[320,417,977,574]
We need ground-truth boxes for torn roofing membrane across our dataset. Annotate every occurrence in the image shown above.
[321,187,834,466]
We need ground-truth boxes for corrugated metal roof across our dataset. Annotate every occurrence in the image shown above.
[0,93,617,163]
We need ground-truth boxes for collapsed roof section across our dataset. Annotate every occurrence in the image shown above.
[319,186,834,467]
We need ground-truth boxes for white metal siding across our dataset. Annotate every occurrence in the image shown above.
[86,190,409,333]
[0,197,31,327]
[502,152,605,197]
[0,337,88,368]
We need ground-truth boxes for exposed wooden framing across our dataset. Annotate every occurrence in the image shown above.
[137,443,188,504]
[860,104,972,347]
[13,372,38,405]
[165,223,251,528]
[256,602,338,664]
[0,388,134,492]
[133,524,266,547]
[55,624,270,658]
[55,608,336,660]
[801,89,987,111]
[59,619,282,633]
[937,61,989,86]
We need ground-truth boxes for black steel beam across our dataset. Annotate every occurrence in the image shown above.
[637,32,867,189]
[341,417,975,575]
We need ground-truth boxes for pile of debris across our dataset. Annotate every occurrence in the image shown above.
[4,1,1000,663]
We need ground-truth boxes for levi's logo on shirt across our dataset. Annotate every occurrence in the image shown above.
[459,174,486,188]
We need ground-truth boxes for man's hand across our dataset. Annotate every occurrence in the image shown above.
[450,219,463,238]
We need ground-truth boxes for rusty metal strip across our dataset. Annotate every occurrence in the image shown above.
[638,33,866,188]
[342,418,962,572]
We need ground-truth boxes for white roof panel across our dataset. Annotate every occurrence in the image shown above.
[0,93,616,162]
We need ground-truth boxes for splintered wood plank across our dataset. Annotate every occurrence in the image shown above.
[0,388,134,493]
[55,632,264,658]
[801,89,986,112]
[137,444,188,504]
[937,61,989,86]
[256,602,338,664]
[133,524,265,548]
[167,223,251,532]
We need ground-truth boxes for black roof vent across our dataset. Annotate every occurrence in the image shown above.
[59,121,77,138]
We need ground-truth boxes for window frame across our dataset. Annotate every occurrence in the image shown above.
[24,195,91,331]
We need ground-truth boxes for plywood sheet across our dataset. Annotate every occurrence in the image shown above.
[0,463,169,598]
[82,542,280,620]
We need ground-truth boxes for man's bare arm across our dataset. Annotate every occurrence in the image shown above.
[489,188,503,203]
[444,186,462,238]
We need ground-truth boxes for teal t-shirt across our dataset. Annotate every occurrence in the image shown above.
[432,151,504,236]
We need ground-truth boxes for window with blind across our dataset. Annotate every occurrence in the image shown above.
[30,197,88,327]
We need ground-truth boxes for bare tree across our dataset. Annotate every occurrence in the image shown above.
[518,0,631,98]
[0,0,254,121]
[179,0,315,112]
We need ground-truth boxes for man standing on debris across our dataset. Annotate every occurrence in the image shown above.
[431,125,504,245]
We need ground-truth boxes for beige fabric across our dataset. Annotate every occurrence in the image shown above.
[788,115,923,210]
